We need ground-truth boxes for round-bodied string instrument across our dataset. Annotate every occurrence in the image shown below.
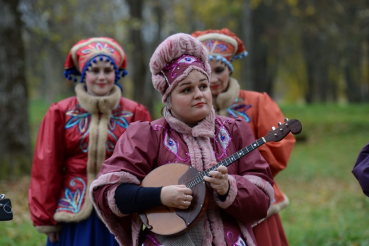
[139,118,302,236]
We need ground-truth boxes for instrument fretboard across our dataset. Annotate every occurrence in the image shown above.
[187,137,266,189]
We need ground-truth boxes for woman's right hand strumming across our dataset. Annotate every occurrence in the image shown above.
[160,185,193,209]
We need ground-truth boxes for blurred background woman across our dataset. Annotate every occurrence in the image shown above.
[28,37,151,246]
[192,28,296,246]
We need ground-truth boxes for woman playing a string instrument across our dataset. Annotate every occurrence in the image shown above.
[90,33,274,246]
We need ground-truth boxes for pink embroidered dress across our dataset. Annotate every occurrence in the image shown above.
[90,109,274,246]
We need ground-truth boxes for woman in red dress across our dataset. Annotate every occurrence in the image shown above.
[28,37,152,246]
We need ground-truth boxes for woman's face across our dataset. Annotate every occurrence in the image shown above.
[209,60,231,97]
[170,70,212,127]
[85,59,115,96]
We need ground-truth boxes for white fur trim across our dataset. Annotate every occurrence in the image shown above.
[213,77,240,115]
[266,193,289,218]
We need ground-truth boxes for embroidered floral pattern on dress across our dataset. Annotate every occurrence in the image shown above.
[66,108,91,152]
[226,98,251,122]
[107,105,133,151]
[109,106,133,130]
[214,119,232,159]
[154,125,190,162]
[144,234,162,245]
[227,231,246,246]
[65,105,134,152]
[56,177,86,213]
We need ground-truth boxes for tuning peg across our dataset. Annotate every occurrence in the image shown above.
[284,118,289,122]
[272,126,276,130]
[278,122,282,126]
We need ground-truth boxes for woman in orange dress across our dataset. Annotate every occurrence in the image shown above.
[192,28,296,246]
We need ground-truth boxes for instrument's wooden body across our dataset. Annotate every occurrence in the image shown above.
[139,163,208,236]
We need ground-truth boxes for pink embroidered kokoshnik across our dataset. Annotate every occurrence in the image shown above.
[161,55,206,86]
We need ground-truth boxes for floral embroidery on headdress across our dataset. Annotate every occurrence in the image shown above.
[161,54,206,86]
[192,28,248,73]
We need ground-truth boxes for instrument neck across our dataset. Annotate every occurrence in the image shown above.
[186,137,266,188]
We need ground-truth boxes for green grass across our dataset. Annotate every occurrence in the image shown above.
[278,103,369,245]
[1,101,369,245]
[0,220,46,246]
[0,177,47,246]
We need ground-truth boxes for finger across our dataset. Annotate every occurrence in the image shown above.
[49,234,56,243]
[184,188,192,195]
[185,194,192,202]
[180,200,191,209]
[179,187,192,195]
[217,165,228,173]
[208,170,222,178]
[204,175,219,183]
[204,177,223,188]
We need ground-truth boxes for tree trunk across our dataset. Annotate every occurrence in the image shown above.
[301,28,317,104]
[0,0,31,178]
[316,38,329,103]
[239,0,253,90]
[127,0,149,109]
[344,44,361,103]
[250,2,279,95]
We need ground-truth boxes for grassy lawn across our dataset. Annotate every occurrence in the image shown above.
[278,103,369,245]
[1,102,369,245]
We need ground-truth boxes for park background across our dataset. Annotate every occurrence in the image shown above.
[1,0,369,245]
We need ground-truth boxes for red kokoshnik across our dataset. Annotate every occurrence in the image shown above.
[63,37,128,85]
